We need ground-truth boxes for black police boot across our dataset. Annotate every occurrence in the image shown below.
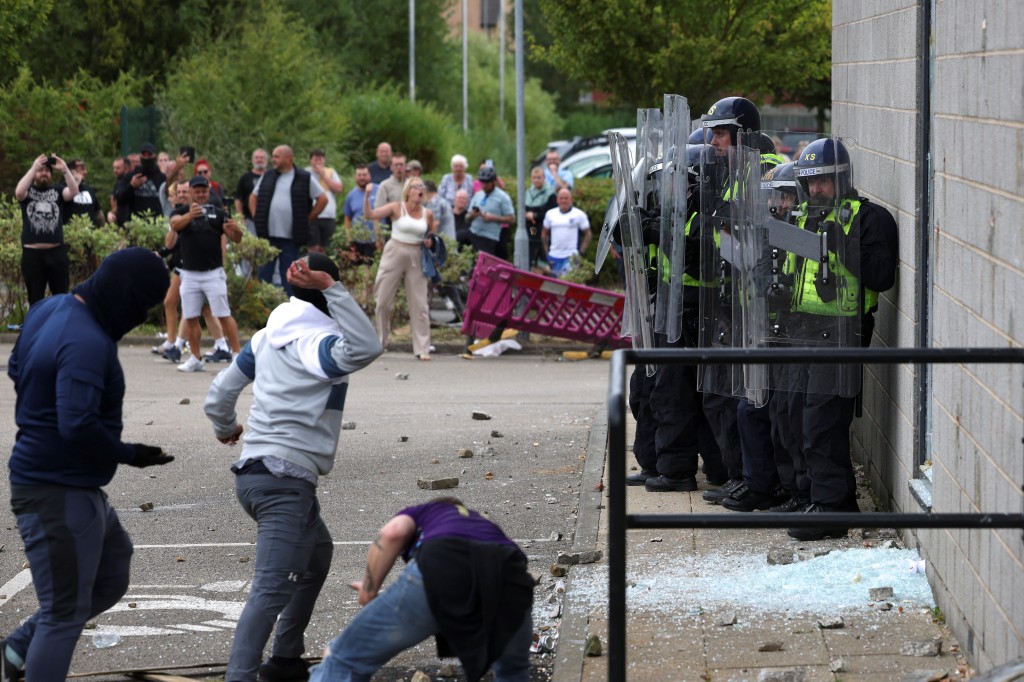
[769,495,811,513]
[625,469,658,486]
[644,475,698,493]
[702,478,742,504]
[786,503,849,541]
[722,483,789,513]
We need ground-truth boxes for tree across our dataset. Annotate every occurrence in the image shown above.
[280,0,462,114]
[0,0,55,81]
[7,0,240,97]
[157,2,352,190]
[0,68,146,195]
[532,0,831,117]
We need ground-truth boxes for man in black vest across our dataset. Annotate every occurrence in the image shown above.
[249,145,327,296]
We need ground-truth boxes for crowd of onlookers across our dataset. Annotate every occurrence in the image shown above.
[14,140,594,364]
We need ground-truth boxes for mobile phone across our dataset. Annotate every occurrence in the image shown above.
[484,159,494,168]
[180,146,196,163]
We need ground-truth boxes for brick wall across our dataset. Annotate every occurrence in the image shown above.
[833,0,1023,670]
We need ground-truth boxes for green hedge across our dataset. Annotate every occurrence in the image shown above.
[0,199,286,329]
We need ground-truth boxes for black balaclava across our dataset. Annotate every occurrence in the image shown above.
[292,253,340,316]
[73,247,170,341]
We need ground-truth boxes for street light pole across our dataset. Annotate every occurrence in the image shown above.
[409,0,416,102]
[499,0,506,123]
[513,0,527,272]
[462,0,469,131]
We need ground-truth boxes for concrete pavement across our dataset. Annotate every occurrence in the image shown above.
[552,395,971,682]
[0,336,970,681]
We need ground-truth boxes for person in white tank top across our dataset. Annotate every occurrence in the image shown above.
[363,177,437,360]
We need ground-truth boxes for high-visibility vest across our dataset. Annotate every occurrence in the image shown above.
[784,199,878,316]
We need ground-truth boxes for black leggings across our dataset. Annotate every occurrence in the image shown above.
[22,245,70,306]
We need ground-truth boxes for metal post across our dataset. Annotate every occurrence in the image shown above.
[499,0,506,123]
[462,0,468,131]
[512,0,528,272]
[607,351,628,682]
[408,0,415,103]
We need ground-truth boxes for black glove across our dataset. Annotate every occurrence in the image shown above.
[129,444,175,468]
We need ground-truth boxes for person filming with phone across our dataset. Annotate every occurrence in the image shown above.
[14,153,79,305]
[467,166,514,258]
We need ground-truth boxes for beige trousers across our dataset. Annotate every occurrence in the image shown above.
[374,239,431,355]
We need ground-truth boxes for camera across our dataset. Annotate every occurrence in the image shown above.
[45,156,57,167]
[180,146,196,163]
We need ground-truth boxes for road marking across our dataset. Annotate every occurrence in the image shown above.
[0,569,33,607]
[172,624,221,632]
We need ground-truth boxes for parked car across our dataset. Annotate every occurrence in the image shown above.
[533,127,637,169]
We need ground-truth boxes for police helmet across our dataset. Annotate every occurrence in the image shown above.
[794,137,853,198]
[701,96,761,145]
[688,127,712,145]
[761,162,800,220]
[755,132,777,154]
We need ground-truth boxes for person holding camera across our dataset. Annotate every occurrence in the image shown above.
[14,154,79,305]
[467,166,514,257]
[169,175,244,372]
[115,142,166,223]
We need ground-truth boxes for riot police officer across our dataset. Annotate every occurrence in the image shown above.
[776,137,898,540]
[696,96,784,504]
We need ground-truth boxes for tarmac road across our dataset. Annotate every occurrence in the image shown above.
[0,343,611,680]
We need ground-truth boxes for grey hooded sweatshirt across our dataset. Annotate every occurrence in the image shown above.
[204,283,382,478]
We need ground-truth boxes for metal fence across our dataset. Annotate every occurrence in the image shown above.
[605,346,1024,682]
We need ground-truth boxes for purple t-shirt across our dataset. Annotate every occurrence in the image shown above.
[398,501,515,561]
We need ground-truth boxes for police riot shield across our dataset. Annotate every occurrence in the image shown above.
[654,94,690,343]
[728,138,774,406]
[595,109,663,276]
[593,196,617,274]
[609,131,655,363]
[695,121,749,398]
[769,136,863,397]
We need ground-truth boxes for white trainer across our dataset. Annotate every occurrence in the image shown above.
[177,356,205,373]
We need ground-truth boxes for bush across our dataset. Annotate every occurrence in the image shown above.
[0,68,146,204]
[339,85,462,173]
[0,196,289,329]
[158,2,352,192]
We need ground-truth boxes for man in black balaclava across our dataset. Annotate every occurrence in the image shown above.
[115,142,167,223]
[2,247,173,680]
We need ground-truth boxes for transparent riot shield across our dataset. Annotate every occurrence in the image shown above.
[728,140,773,406]
[594,196,617,274]
[770,136,863,397]
[654,94,690,344]
[695,124,750,398]
[596,109,663,275]
[609,132,654,364]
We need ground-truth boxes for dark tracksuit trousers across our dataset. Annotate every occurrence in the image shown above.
[649,321,723,481]
[8,485,133,680]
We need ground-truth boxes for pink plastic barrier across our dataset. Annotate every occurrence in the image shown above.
[461,252,630,348]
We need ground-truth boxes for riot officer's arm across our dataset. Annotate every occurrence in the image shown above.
[845,203,899,292]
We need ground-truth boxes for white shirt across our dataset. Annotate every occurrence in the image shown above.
[543,206,590,259]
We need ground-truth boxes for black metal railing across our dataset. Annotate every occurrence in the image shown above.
[606,346,1024,682]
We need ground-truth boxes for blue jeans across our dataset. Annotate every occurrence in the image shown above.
[228,468,333,681]
[7,485,133,680]
[258,237,299,297]
[309,561,532,682]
